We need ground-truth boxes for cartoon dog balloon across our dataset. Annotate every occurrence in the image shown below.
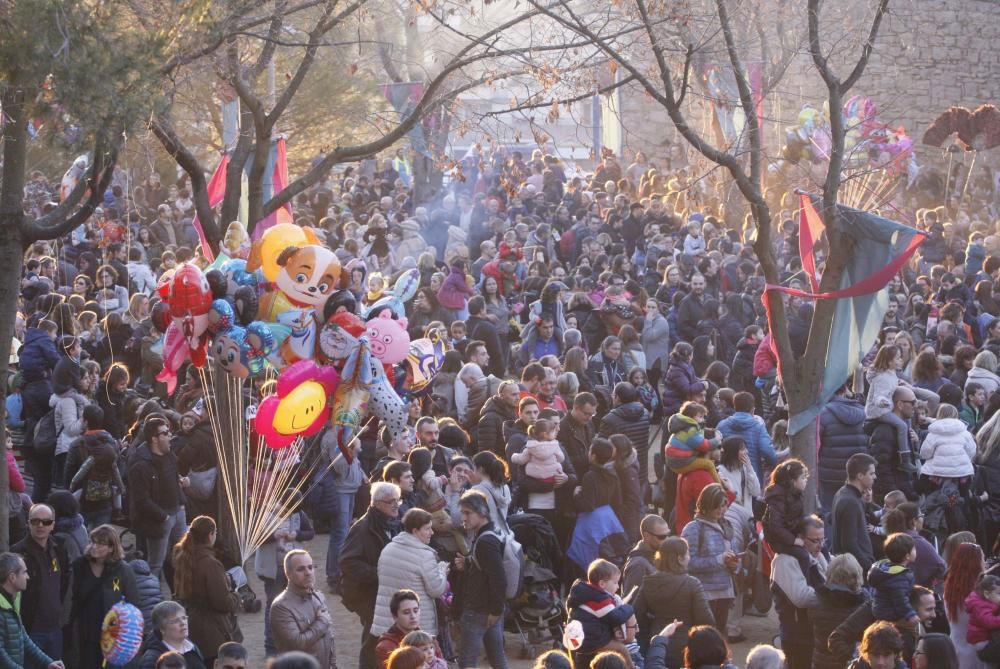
[254,360,339,449]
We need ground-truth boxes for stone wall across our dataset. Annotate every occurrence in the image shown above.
[613,0,1000,168]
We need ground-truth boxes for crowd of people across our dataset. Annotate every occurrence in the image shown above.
[3,143,1000,669]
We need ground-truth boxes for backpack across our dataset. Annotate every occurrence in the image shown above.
[471,529,525,600]
[32,409,61,457]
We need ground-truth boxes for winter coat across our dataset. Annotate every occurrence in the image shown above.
[466,315,505,378]
[0,591,53,669]
[19,328,59,383]
[868,559,916,621]
[587,352,626,388]
[179,544,240,658]
[253,512,315,581]
[662,357,701,416]
[716,460,760,510]
[831,484,875,573]
[11,535,70,635]
[558,413,595,482]
[270,585,337,668]
[622,541,657,595]
[338,506,397,624]
[615,451,642,543]
[976,452,1000,526]
[511,439,564,479]
[64,429,121,511]
[574,464,623,517]
[818,395,869,488]
[462,522,506,616]
[641,314,670,373]
[633,570,714,659]
[677,293,706,342]
[753,334,777,377]
[70,557,139,669]
[49,390,86,457]
[717,411,777,487]
[868,420,917,502]
[967,366,1000,396]
[811,584,870,669]
[137,635,207,669]
[129,559,162,637]
[919,417,976,478]
[771,552,828,645]
[566,579,635,654]
[864,370,900,420]
[762,484,806,552]
[436,266,474,310]
[126,443,182,538]
[599,401,650,478]
[472,480,512,537]
[681,517,738,599]
[476,395,516,457]
[373,531,448,636]
[906,529,946,588]
[965,589,1000,644]
[674,466,723,535]
[730,338,757,391]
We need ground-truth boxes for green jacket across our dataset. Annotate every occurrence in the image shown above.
[959,403,983,432]
[0,590,53,669]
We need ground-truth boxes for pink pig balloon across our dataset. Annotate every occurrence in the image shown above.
[364,311,410,365]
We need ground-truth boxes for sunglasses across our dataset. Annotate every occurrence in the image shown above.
[29,518,54,527]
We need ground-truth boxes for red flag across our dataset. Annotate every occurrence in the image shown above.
[799,193,826,292]
[192,154,230,262]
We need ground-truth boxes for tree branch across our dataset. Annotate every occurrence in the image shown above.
[24,136,118,243]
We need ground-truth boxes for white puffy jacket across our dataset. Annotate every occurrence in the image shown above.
[919,417,976,478]
[371,530,448,636]
[967,367,1000,397]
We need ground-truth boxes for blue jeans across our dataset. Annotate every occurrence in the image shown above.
[29,628,62,660]
[326,491,355,585]
[143,507,187,579]
[459,609,508,669]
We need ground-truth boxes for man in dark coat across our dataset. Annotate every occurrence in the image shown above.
[677,274,707,342]
[831,454,877,574]
[819,385,870,512]
[0,552,59,669]
[339,481,401,669]
[558,392,598,481]
[599,382,651,482]
[476,381,519,457]
[868,387,918,502]
[12,504,70,660]
[466,296,506,378]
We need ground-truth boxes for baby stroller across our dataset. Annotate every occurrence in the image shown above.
[507,513,565,660]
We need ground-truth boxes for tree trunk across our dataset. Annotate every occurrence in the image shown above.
[789,421,820,514]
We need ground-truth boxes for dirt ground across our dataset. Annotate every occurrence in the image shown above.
[234,530,781,668]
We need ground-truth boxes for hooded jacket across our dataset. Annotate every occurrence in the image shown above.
[818,395,868,487]
[717,411,777,487]
[476,395,516,457]
[662,357,701,416]
[566,579,635,654]
[965,589,1000,644]
[49,389,86,457]
[867,559,916,621]
[19,328,59,383]
[919,417,976,478]
[967,366,1000,396]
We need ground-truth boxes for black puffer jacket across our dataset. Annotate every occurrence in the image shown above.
[818,396,868,488]
[599,401,651,478]
[730,338,757,392]
[476,396,516,457]
[811,584,869,669]
[633,570,714,657]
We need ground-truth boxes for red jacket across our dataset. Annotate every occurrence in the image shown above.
[674,464,735,535]
[965,590,1000,644]
[753,334,777,377]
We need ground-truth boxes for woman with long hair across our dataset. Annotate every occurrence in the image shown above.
[633,536,714,662]
[912,350,948,393]
[171,516,240,666]
[617,324,645,373]
[469,451,512,537]
[944,542,988,669]
[481,275,511,344]
[662,342,701,417]
[70,524,139,669]
[565,347,594,394]
[716,436,760,511]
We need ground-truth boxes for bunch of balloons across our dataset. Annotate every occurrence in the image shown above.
[154,222,450,459]
[775,96,916,179]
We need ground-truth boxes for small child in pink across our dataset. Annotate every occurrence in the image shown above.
[512,418,565,480]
